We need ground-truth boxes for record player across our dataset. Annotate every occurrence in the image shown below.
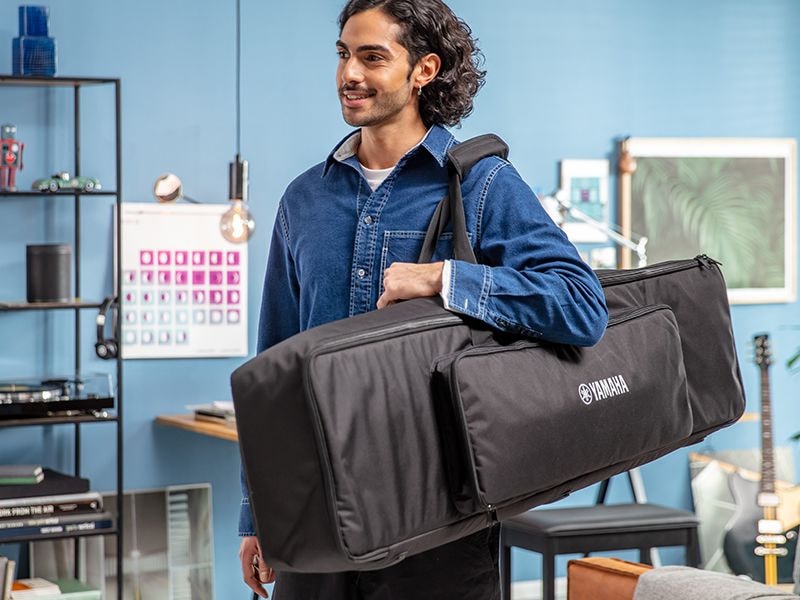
[0,374,114,418]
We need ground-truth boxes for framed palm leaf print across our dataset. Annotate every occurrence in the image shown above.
[619,138,797,304]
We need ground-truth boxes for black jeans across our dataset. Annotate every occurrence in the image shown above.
[272,526,500,600]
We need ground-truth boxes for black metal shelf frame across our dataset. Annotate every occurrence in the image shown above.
[0,300,104,311]
[0,75,123,600]
[0,190,118,197]
[0,413,118,428]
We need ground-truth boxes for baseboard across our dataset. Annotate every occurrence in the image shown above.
[511,577,567,600]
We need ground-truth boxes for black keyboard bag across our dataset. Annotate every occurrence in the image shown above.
[231,136,744,573]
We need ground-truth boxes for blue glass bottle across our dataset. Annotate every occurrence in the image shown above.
[12,6,57,77]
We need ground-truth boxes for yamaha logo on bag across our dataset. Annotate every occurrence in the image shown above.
[579,375,630,405]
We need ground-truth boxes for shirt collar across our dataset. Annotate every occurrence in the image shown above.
[322,124,454,177]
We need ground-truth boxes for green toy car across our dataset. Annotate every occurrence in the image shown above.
[32,171,102,193]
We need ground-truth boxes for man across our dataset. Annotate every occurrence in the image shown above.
[239,0,608,598]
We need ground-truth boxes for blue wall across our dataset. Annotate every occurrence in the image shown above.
[0,0,798,593]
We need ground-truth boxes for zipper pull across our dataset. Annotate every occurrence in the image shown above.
[697,254,722,268]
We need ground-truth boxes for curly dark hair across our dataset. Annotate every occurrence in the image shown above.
[338,0,486,128]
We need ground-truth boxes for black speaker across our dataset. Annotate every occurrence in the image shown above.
[95,296,119,360]
[26,243,71,303]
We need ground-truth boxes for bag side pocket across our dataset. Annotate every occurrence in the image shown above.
[433,305,692,513]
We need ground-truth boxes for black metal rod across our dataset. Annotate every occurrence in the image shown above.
[235,0,241,156]
[73,83,82,583]
[74,85,81,377]
[74,421,81,579]
[115,78,124,600]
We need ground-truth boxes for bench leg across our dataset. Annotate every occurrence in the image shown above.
[687,528,702,567]
[501,544,512,600]
[542,551,556,600]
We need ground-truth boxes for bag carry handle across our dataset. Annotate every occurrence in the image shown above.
[418,134,509,265]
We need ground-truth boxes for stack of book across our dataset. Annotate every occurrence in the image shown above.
[8,578,101,600]
[189,400,236,425]
[0,466,113,542]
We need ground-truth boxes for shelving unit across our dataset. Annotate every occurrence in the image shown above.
[0,75,123,600]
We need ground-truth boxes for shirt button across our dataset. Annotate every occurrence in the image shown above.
[363,215,373,225]
[357,268,366,278]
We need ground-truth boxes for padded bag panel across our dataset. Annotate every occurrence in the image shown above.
[598,257,744,440]
[307,322,470,557]
[434,305,692,513]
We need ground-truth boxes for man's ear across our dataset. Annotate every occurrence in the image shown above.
[415,53,442,89]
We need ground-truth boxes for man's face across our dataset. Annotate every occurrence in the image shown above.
[336,9,417,128]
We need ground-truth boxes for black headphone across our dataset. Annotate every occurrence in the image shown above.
[95,295,119,360]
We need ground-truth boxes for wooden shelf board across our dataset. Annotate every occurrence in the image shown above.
[155,414,238,442]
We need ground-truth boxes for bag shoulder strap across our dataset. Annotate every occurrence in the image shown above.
[418,134,509,264]
[447,133,509,180]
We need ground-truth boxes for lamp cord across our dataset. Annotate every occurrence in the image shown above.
[235,0,241,158]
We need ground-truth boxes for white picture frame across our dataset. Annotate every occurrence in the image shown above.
[619,137,797,304]
[559,159,611,243]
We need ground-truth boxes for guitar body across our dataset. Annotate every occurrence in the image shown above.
[723,468,798,582]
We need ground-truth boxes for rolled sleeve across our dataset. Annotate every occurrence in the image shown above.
[446,163,608,346]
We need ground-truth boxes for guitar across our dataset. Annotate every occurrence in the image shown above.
[723,333,798,583]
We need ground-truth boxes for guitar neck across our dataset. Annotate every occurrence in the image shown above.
[760,364,775,495]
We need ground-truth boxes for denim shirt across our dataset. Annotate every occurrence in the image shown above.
[238,124,608,535]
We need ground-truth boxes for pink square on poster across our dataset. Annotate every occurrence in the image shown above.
[210,290,224,305]
[157,250,171,265]
[142,291,154,304]
[227,270,240,285]
[192,251,205,265]
[209,270,223,285]
[175,270,189,285]
[209,251,223,266]
[141,270,154,284]
[176,290,189,304]
[159,291,171,304]
[175,251,188,265]
[176,330,189,344]
[140,250,154,265]
[158,270,171,285]
[227,309,241,324]
[124,291,137,304]
[226,251,240,266]
[210,309,224,324]
[124,270,136,284]
[193,290,206,304]
[227,290,240,304]
[192,271,206,285]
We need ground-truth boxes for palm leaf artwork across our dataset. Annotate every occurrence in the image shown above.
[631,156,785,289]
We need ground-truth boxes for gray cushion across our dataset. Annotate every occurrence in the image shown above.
[633,566,799,600]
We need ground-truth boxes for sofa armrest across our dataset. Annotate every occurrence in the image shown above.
[568,557,653,600]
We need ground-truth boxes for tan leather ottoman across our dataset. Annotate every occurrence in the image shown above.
[567,557,653,600]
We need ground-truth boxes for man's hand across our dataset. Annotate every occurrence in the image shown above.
[239,536,275,598]
[377,261,444,309]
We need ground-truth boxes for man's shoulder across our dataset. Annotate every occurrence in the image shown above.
[282,161,327,202]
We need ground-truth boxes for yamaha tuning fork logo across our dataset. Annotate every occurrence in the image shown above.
[579,375,630,405]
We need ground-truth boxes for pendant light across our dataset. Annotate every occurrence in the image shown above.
[220,0,255,243]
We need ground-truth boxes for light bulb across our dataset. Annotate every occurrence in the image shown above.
[220,199,255,243]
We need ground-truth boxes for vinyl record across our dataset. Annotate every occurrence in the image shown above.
[0,381,63,404]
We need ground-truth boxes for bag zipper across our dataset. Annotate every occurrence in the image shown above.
[596,254,719,286]
[313,314,463,356]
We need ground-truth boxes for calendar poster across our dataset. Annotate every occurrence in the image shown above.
[119,203,248,359]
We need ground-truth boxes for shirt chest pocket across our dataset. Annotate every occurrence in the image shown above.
[379,230,473,295]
